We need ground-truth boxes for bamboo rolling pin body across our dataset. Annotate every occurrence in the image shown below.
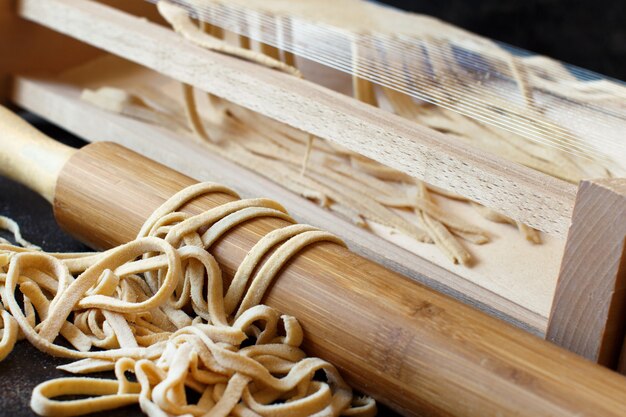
[50,142,626,417]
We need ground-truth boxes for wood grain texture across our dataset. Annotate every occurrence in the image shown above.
[547,179,626,367]
[52,142,626,417]
[11,74,550,335]
[18,0,578,236]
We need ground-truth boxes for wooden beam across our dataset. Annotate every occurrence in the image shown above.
[18,0,577,236]
[547,178,626,368]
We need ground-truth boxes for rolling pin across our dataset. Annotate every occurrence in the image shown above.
[2,104,626,417]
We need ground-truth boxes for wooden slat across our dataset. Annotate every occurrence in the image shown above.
[547,179,626,367]
[11,75,549,334]
[18,0,577,235]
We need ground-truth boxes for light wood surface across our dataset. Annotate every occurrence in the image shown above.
[11,69,563,335]
[0,0,167,103]
[45,141,626,417]
[0,105,76,201]
[18,0,578,236]
[547,179,626,367]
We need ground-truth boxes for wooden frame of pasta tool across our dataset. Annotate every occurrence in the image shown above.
[2,0,626,377]
[5,97,626,417]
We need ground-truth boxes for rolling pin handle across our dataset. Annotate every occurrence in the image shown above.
[0,105,76,202]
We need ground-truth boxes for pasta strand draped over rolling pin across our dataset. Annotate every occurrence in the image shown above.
[0,183,376,417]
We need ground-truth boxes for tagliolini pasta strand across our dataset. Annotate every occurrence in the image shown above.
[0,182,376,417]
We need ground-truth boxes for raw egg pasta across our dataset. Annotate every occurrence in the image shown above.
[0,183,376,417]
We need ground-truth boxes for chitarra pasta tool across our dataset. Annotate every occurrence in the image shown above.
[1,105,626,416]
[3,0,626,415]
[4,0,626,365]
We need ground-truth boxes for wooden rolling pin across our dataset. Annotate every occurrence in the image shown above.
[2,104,626,417]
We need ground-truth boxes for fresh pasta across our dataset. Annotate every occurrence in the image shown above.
[0,183,376,417]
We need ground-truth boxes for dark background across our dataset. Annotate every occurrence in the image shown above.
[384,0,626,81]
[1,1,626,416]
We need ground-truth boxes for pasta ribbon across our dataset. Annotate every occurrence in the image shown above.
[0,183,376,417]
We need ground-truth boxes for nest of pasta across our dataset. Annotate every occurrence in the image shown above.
[0,184,375,417]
